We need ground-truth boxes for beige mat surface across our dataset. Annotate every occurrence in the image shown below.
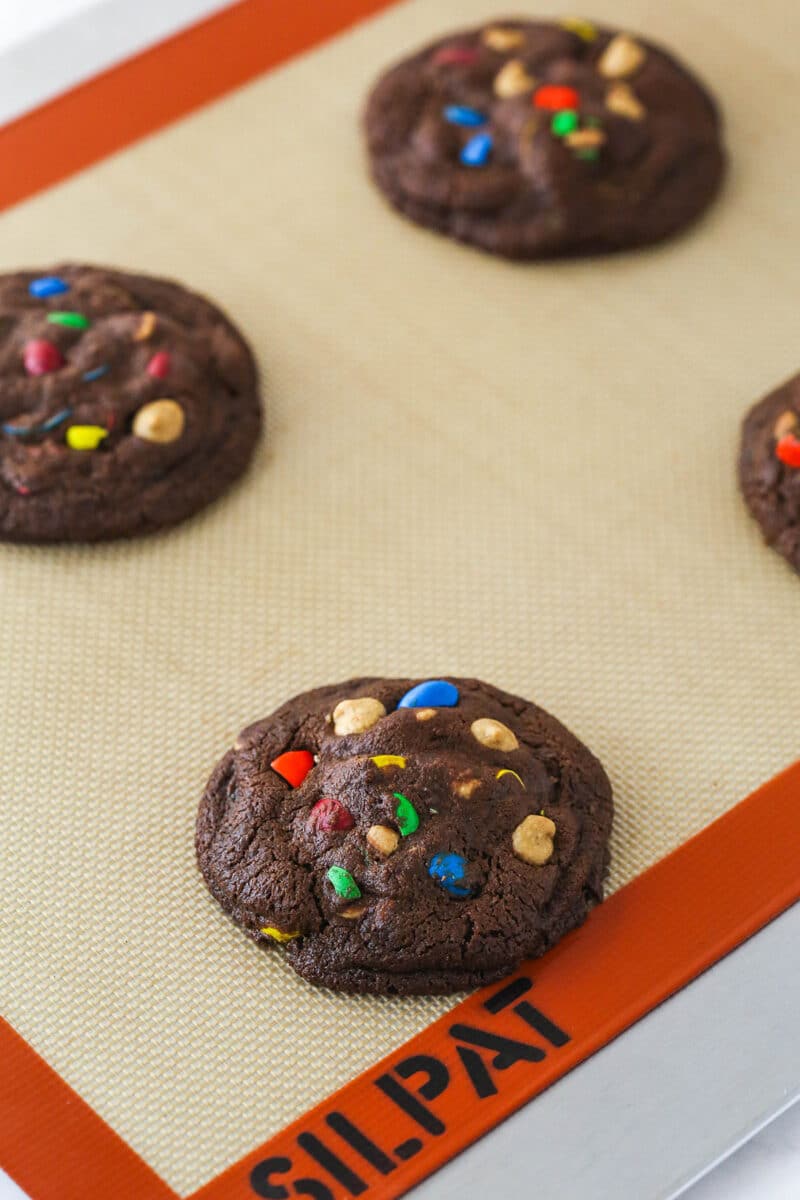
[1,0,799,1193]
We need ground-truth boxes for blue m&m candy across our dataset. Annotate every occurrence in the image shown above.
[397,679,459,709]
[28,276,70,299]
[428,852,473,898]
[460,132,493,167]
[443,105,487,127]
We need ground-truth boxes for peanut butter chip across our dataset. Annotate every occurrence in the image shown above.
[332,697,386,735]
[512,815,556,865]
[340,903,367,920]
[367,825,400,856]
[565,128,607,149]
[454,777,481,799]
[605,81,646,121]
[415,708,437,721]
[132,399,185,444]
[598,33,646,79]
[494,59,537,98]
[483,26,525,51]
[470,718,519,752]
[774,410,799,440]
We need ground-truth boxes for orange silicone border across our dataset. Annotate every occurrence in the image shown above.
[1,5,799,1198]
[0,0,398,212]
[3,761,799,1200]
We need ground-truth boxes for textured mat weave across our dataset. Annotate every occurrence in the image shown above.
[1,0,799,1193]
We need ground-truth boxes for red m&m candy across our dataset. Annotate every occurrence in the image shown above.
[534,85,580,111]
[432,45,479,66]
[308,797,355,832]
[146,351,171,379]
[776,434,800,468]
[23,339,64,376]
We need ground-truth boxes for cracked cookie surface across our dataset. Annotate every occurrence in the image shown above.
[0,264,260,542]
[364,17,725,259]
[739,372,800,575]
[196,677,613,995]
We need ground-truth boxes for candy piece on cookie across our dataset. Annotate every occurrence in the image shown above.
[132,399,185,444]
[308,797,354,832]
[471,718,519,751]
[66,425,108,451]
[494,59,537,98]
[46,311,90,330]
[512,815,556,865]
[482,26,525,51]
[443,105,486,127]
[428,851,474,898]
[393,792,419,836]
[146,351,172,379]
[534,84,580,111]
[270,750,314,787]
[397,679,459,709]
[367,824,400,856]
[261,926,300,943]
[23,340,64,376]
[28,275,69,298]
[431,44,479,67]
[327,866,361,900]
[776,435,800,468]
[134,311,157,341]
[598,33,646,79]
[605,81,646,121]
[332,697,386,734]
[560,17,598,42]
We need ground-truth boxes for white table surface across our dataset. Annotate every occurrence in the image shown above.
[0,3,797,1198]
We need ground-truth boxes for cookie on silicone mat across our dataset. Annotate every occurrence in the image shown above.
[364,17,725,259]
[0,264,261,542]
[196,677,613,995]
[739,373,800,574]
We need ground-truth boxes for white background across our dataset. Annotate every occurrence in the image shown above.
[0,2,797,1197]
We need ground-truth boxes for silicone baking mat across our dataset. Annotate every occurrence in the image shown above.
[1,0,799,1196]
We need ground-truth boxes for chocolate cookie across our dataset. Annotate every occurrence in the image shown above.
[196,677,613,995]
[0,264,260,542]
[739,374,800,574]
[364,17,725,259]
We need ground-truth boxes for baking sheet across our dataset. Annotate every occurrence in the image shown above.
[1,0,799,1194]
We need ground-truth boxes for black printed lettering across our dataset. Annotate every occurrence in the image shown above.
[454,1044,498,1099]
[394,1054,450,1101]
[293,1181,336,1200]
[513,1000,570,1047]
[449,1024,546,1070]
[296,1133,367,1196]
[483,976,532,1014]
[374,1075,446,1136]
[394,1139,423,1161]
[325,1112,395,1175]
[249,1155,292,1199]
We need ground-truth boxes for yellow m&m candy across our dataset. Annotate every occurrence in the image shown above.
[66,425,108,451]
